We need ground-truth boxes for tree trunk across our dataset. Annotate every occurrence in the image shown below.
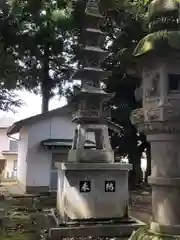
[41,44,50,113]
[127,126,143,189]
[145,143,151,184]
[128,150,143,190]
[41,89,49,113]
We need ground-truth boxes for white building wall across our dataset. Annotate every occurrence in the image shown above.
[17,127,28,191]
[50,116,76,139]
[0,129,10,152]
[5,159,14,178]
[4,157,17,179]
[25,115,95,188]
[26,119,51,187]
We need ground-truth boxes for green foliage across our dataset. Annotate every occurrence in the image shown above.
[6,0,74,112]
[0,90,22,112]
[0,0,23,111]
[102,0,150,185]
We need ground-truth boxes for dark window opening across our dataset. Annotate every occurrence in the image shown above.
[51,158,56,170]
[168,74,180,92]
[86,130,103,150]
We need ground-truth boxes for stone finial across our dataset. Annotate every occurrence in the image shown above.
[133,0,180,57]
[148,0,179,32]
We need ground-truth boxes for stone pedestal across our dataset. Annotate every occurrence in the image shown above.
[131,117,180,238]
[48,162,144,239]
[56,162,132,221]
[147,133,180,235]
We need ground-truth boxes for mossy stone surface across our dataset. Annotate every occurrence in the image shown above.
[129,227,180,240]
[133,31,180,57]
[0,232,36,240]
[149,0,180,19]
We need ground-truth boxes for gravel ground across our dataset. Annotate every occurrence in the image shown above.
[129,188,152,223]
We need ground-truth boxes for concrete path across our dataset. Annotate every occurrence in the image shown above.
[1,182,44,197]
[3,183,24,196]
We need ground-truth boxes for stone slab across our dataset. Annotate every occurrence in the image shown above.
[68,149,115,163]
[49,218,144,238]
[55,162,132,171]
[48,236,130,240]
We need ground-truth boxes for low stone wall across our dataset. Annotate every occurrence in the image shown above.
[1,177,17,183]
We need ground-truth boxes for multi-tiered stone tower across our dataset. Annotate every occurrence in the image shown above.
[130,0,180,239]
[49,0,143,239]
[68,0,114,165]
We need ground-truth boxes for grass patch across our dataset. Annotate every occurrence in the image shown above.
[0,195,57,240]
[0,232,36,240]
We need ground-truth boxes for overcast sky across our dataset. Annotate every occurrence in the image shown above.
[0,90,67,121]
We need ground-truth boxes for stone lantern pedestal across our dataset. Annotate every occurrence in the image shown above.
[131,104,180,239]
[148,132,180,236]
[56,162,131,221]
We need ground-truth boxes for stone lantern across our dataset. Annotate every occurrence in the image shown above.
[130,0,180,239]
[48,0,143,239]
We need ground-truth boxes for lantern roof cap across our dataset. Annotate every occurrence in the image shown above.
[133,30,180,57]
[149,0,180,20]
[130,0,180,59]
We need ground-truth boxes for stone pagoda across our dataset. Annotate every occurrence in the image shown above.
[48,0,143,239]
[130,0,180,239]
[68,0,114,164]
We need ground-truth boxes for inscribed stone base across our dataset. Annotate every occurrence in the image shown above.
[55,162,132,222]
